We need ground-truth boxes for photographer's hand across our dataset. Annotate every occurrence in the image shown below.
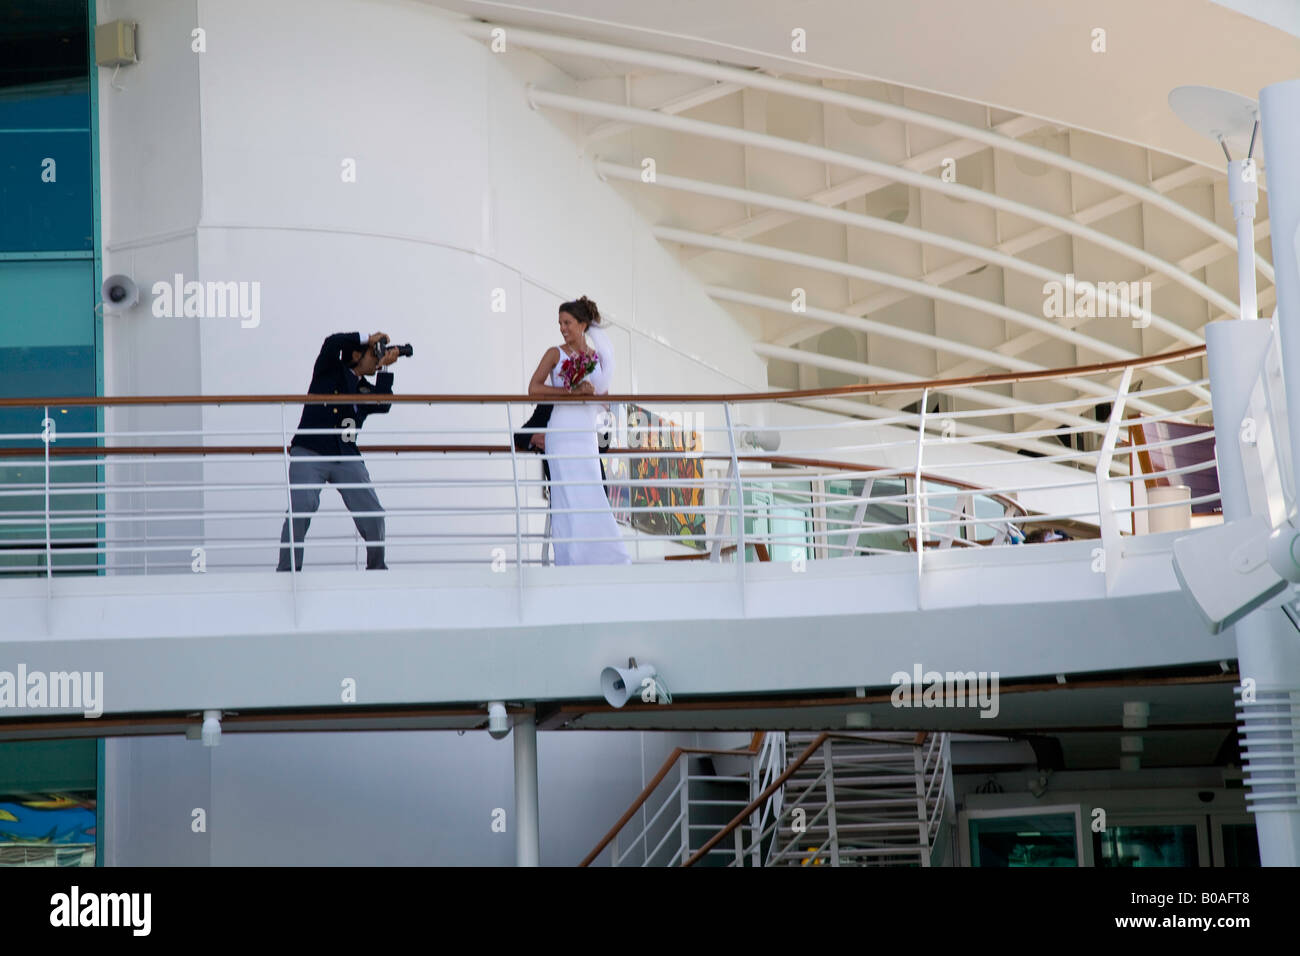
[380,347,400,367]
[367,331,390,349]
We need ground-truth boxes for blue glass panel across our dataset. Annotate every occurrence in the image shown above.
[0,130,92,251]
[969,812,1079,867]
[0,86,89,130]
[0,258,97,572]
[0,0,92,251]
[1098,823,1199,866]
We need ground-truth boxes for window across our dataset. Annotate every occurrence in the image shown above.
[744,479,811,563]
[963,808,1082,867]
[1097,823,1201,867]
[0,739,99,866]
[0,0,99,578]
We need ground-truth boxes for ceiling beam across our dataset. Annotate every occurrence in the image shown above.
[773,163,1220,349]
[582,78,743,146]
[532,88,1240,317]
[463,20,1273,284]
[597,160,1206,388]
[700,112,1048,249]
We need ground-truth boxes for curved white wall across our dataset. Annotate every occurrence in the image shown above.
[95,0,756,865]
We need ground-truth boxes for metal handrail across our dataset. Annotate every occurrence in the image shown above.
[1,345,1216,579]
[0,343,1208,410]
[685,731,938,867]
[579,732,766,866]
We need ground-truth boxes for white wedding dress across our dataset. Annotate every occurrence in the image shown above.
[545,325,632,566]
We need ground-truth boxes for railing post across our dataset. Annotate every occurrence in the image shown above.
[723,404,746,601]
[678,757,691,866]
[914,388,930,594]
[280,404,298,612]
[824,738,840,867]
[710,461,733,563]
[43,405,52,588]
[914,741,930,866]
[142,466,149,576]
[505,404,526,611]
[748,742,762,868]
[1095,367,1134,594]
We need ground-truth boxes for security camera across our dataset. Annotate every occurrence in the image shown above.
[486,701,510,740]
[101,274,139,312]
[1172,513,1300,633]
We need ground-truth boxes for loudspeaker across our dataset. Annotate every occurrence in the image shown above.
[1172,515,1290,633]
[600,663,658,708]
[101,274,139,312]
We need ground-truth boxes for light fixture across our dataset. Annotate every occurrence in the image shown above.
[200,710,221,747]
[1122,701,1149,729]
[486,701,510,740]
[1169,86,1262,320]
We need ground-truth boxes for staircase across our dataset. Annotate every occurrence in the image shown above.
[763,732,949,867]
[585,730,950,867]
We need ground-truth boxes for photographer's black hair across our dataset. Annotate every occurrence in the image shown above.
[559,295,601,328]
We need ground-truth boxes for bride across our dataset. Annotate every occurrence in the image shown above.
[528,296,632,566]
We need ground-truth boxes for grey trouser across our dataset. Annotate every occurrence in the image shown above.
[277,446,386,570]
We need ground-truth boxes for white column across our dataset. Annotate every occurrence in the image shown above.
[1207,320,1300,866]
[1262,79,1300,485]
[513,714,541,866]
[1220,78,1300,867]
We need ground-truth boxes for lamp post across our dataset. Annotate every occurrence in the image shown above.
[1171,82,1300,867]
[1169,86,1263,320]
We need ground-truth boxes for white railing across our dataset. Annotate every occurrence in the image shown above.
[582,738,768,867]
[739,732,949,868]
[0,348,1215,584]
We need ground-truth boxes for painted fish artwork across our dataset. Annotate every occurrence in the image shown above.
[0,792,96,866]
[608,405,706,548]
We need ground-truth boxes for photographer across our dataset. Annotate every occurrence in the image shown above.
[276,331,407,571]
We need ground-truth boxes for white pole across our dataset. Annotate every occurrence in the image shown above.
[1235,77,1300,867]
[1262,79,1300,489]
[513,714,541,866]
[1228,157,1260,321]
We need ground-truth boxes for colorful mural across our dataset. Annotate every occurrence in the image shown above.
[0,792,96,866]
[608,405,706,548]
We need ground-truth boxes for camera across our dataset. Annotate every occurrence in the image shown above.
[372,338,414,359]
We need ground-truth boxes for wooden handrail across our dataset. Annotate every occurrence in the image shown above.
[0,344,1206,409]
[578,732,766,867]
[681,730,927,867]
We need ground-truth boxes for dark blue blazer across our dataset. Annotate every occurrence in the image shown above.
[291,332,393,456]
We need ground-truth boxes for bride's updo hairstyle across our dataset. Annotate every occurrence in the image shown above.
[560,295,601,329]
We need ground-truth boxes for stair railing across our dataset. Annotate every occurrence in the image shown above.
[687,731,949,867]
[579,733,765,866]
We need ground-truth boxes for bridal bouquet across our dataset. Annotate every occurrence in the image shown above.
[559,350,598,391]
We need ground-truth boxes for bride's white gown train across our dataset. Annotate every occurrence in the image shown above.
[545,325,632,566]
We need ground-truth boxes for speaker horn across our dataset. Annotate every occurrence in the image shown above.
[600,659,660,708]
[101,274,140,312]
